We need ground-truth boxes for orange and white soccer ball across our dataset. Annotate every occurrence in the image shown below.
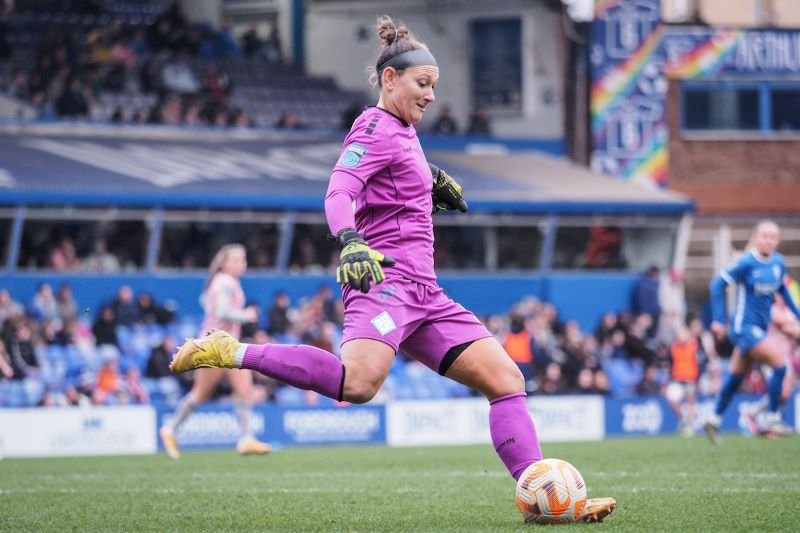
[515,458,587,524]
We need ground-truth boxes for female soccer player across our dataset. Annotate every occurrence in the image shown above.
[170,17,613,522]
[744,292,799,436]
[160,244,270,459]
[704,220,800,443]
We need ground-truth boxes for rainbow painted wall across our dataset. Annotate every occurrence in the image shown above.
[590,0,800,188]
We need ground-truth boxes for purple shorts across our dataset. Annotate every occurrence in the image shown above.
[341,276,491,374]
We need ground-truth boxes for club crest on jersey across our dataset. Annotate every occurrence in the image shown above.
[340,143,368,168]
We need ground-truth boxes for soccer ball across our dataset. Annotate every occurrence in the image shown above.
[515,458,587,524]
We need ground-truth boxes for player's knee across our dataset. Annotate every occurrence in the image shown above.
[506,364,526,392]
[342,378,380,404]
[489,360,526,396]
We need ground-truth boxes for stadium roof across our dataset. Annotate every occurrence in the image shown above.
[0,124,693,215]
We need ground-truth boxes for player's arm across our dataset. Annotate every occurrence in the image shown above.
[211,284,256,323]
[709,256,749,336]
[325,129,395,293]
[778,282,800,323]
[428,163,468,214]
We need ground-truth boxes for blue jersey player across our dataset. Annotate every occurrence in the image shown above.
[704,221,800,443]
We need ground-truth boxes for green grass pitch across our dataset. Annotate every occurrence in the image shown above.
[1,435,798,532]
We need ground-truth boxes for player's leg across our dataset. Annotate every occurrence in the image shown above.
[170,331,398,404]
[664,381,686,433]
[684,383,697,436]
[170,329,348,399]
[444,336,543,479]
[704,347,753,443]
[226,369,271,455]
[160,368,221,459]
[748,339,791,434]
[444,337,615,523]
[171,280,419,402]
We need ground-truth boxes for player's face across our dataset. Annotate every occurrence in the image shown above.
[383,65,439,124]
[754,223,780,256]
[223,249,247,277]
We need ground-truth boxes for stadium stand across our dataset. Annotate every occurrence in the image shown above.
[0,0,367,128]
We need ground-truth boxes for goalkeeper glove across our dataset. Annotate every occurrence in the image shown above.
[431,167,468,214]
[334,229,396,293]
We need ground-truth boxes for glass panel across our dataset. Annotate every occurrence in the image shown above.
[771,87,800,132]
[434,226,486,269]
[289,223,337,272]
[18,220,147,270]
[553,223,676,271]
[496,226,542,270]
[0,218,10,267]
[159,221,279,269]
[684,86,759,130]
[471,18,522,111]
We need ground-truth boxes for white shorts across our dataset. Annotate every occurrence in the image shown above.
[666,380,696,403]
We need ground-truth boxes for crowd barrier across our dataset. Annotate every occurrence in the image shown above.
[1,393,797,458]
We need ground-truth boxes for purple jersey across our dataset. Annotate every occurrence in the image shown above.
[326,106,436,286]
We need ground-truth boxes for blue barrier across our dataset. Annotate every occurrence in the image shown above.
[604,394,797,437]
[0,271,641,331]
[156,403,386,450]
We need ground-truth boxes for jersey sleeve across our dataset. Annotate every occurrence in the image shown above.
[330,126,394,186]
[325,123,394,235]
[719,254,750,285]
[777,257,800,320]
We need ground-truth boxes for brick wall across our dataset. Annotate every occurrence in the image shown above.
[666,81,800,214]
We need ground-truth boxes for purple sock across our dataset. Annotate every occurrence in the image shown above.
[489,392,542,480]
[241,344,345,400]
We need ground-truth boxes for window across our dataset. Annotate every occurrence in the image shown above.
[495,226,543,270]
[683,84,759,131]
[18,217,147,270]
[682,81,800,133]
[471,18,523,111]
[552,220,677,271]
[159,220,280,269]
[434,226,486,269]
[433,221,544,271]
[289,223,337,272]
[771,86,800,132]
[0,216,10,268]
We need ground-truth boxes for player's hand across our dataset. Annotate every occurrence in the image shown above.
[432,168,468,214]
[334,229,396,293]
[244,306,259,322]
[710,321,727,340]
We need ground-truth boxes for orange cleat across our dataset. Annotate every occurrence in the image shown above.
[580,497,616,523]
[236,436,272,456]
[159,426,180,460]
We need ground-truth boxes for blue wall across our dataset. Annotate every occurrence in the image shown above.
[1,272,639,330]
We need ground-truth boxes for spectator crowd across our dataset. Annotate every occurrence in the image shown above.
[2,269,772,414]
[0,0,281,127]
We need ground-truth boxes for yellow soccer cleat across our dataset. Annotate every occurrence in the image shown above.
[580,497,616,523]
[169,329,239,373]
[159,426,180,460]
[237,436,272,456]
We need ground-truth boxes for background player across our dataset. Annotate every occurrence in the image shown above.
[159,244,270,459]
[704,220,800,443]
[745,292,799,436]
[169,15,614,523]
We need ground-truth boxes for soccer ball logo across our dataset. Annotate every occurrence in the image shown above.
[515,458,587,524]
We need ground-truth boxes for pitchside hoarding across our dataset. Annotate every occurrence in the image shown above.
[0,406,156,458]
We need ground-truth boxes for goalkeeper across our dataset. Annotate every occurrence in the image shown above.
[170,15,614,523]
